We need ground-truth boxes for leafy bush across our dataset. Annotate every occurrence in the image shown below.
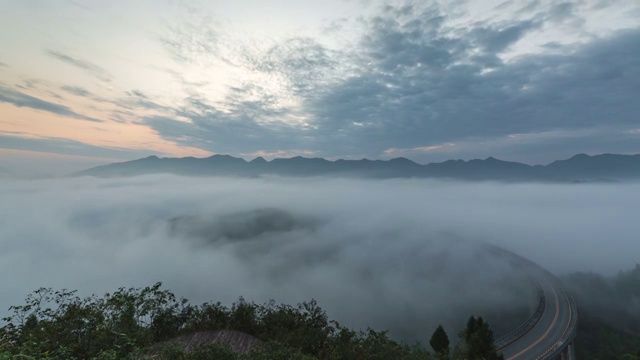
[0,283,438,360]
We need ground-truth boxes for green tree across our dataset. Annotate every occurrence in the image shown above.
[458,316,503,360]
[430,325,450,358]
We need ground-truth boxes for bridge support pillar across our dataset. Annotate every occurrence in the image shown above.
[557,343,574,360]
[567,343,575,360]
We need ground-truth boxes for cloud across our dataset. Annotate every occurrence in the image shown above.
[142,1,640,162]
[144,114,299,154]
[0,134,162,160]
[0,85,103,122]
[60,85,93,97]
[15,78,50,91]
[159,2,224,65]
[469,20,541,54]
[0,177,638,343]
[142,88,312,153]
[238,149,319,160]
[383,143,456,157]
[66,0,92,11]
[307,7,640,157]
[381,128,640,164]
[247,37,340,94]
[46,50,114,82]
[113,89,173,113]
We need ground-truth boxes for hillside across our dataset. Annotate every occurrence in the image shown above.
[563,265,640,359]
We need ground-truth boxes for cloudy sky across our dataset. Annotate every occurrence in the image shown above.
[1,0,639,175]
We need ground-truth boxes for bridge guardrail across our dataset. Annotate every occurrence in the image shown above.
[495,283,546,350]
[540,293,578,360]
[482,244,578,359]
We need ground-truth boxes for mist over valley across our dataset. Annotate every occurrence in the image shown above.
[1,175,638,349]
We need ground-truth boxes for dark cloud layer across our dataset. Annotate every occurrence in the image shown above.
[1,176,639,341]
[145,1,639,161]
[3,1,636,164]
[0,85,102,122]
[309,11,640,155]
[0,134,161,160]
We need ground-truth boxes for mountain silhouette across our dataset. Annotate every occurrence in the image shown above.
[74,153,640,182]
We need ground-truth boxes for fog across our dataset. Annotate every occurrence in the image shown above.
[0,176,638,341]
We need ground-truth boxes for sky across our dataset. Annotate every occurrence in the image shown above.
[1,0,639,175]
[2,176,639,340]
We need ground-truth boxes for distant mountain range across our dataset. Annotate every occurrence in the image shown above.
[74,153,640,182]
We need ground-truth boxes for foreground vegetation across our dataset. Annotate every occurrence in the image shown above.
[564,264,640,360]
[574,312,640,360]
[0,283,502,360]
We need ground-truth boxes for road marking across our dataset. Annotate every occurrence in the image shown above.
[496,281,545,351]
[533,293,574,360]
[507,283,560,360]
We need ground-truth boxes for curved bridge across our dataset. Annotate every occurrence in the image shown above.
[489,247,578,360]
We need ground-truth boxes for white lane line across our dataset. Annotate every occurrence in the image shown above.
[507,283,559,360]
[534,292,574,360]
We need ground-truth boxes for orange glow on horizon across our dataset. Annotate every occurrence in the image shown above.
[0,103,212,159]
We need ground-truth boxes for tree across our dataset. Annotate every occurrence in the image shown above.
[0,284,437,360]
[430,325,450,358]
[458,316,504,360]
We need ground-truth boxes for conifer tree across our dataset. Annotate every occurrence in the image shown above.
[430,324,450,358]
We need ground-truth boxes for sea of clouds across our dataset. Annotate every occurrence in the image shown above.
[1,176,638,341]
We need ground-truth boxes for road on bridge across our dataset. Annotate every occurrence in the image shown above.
[498,267,575,360]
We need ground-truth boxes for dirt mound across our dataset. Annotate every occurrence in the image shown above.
[150,330,263,355]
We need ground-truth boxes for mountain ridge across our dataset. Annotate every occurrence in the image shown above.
[73,153,640,182]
